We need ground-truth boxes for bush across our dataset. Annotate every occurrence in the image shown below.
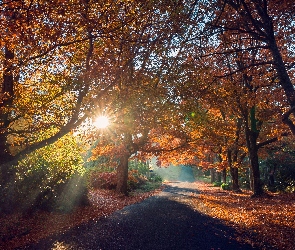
[0,167,88,214]
[127,170,141,191]
[261,150,295,193]
[129,160,150,176]
[34,173,89,213]
[221,182,231,190]
[213,181,222,187]
[239,177,250,189]
[285,182,295,193]
[136,181,162,192]
[0,134,88,214]
[88,169,148,192]
[88,171,117,190]
[54,174,89,212]
[275,166,295,193]
[149,173,162,183]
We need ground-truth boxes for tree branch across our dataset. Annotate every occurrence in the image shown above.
[257,132,289,149]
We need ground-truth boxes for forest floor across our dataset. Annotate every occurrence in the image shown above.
[0,187,163,249]
[191,182,295,250]
[1,181,294,249]
[194,182,295,250]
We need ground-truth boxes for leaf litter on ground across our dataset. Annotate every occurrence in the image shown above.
[190,182,295,250]
[1,182,294,250]
[0,187,163,250]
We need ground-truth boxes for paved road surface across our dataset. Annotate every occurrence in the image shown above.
[21,182,257,250]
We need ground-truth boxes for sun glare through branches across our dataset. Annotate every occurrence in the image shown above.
[93,116,110,129]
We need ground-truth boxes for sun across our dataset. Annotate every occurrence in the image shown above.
[93,115,110,129]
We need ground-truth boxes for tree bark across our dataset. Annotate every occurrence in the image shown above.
[249,167,253,191]
[222,168,227,183]
[216,171,221,183]
[116,132,134,195]
[232,144,242,192]
[116,153,129,195]
[230,167,240,192]
[245,108,264,196]
[248,135,263,196]
[0,47,14,163]
[227,149,240,192]
[210,168,216,183]
[0,47,16,212]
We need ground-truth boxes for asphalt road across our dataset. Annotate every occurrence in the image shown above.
[20,182,257,250]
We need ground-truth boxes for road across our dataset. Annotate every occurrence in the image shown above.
[21,182,256,250]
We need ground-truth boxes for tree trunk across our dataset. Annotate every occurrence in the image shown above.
[245,108,264,196]
[0,47,14,164]
[222,168,227,183]
[217,149,225,183]
[227,149,240,192]
[210,168,216,183]
[0,47,15,211]
[249,167,253,191]
[248,141,263,196]
[116,154,129,195]
[230,167,240,192]
[216,171,221,182]
[232,145,242,192]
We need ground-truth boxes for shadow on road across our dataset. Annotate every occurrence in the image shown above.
[21,184,260,250]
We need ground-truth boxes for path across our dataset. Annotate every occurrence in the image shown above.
[20,182,256,250]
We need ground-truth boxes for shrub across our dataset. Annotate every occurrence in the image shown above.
[129,160,150,176]
[128,169,149,191]
[213,181,222,187]
[33,173,89,213]
[239,177,250,189]
[221,183,231,190]
[88,169,147,191]
[0,134,88,214]
[275,166,295,193]
[127,170,140,190]
[88,171,117,190]
[285,182,295,193]
[0,167,88,214]
[136,181,162,192]
[149,174,162,183]
[261,152,295,193]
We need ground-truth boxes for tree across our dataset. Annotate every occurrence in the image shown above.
[88,73,191,194]
[178,0,293,195]
[203,0,295,133]
[0,1,195,197]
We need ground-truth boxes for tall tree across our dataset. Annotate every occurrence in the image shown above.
[182,0,293,195]
[204,0,295,133]
[0,0,196,196]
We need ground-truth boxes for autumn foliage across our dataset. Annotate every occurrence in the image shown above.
[0,1,295,248]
